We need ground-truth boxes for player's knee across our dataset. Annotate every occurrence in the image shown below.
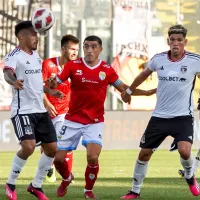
[138,149,153,161]
[21,144,35,157]
[87,154,99,164]
[178,146,191,160]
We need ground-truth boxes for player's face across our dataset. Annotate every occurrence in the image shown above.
[24,28,39,50]
[83,41,102,63]
[167,34,187,56]
[62,41,79,61]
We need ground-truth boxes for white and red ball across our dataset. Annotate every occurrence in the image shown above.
[31,8,55,34]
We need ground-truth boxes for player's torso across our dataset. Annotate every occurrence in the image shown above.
[67,59,111,124]
[44,57,70,115]
[10,50,45,115]
[154,52,199,117]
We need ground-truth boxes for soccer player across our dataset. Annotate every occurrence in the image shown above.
[42,34,79,182]
[47,35,156,199]
[120,24,200,199]
[3,21,59,200]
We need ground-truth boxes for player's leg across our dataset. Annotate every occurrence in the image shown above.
[45,114,65,183]
[54,120,82,197]
[81,122,104,199]
[175,116,200,196]
[121,117,168,199]
[192,149,200,175]
[27,112,57,200]
[5,114,36,200]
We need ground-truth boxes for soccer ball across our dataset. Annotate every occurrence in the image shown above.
[31,8,55,34]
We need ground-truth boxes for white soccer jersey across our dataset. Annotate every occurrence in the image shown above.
[4,47,46,117]
[148,51,200,118]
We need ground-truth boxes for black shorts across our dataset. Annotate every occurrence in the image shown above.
[11,112,57,144]
[140,116,194,149]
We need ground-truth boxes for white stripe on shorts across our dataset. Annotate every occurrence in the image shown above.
[15,115,24,138]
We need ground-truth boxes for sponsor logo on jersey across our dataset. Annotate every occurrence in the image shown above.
[5,58,9,62]
[181,66,187,74]
[158,66,164,70]
[179,78,186,82]
[103,64,110,68]
[73,60,81,63]
[26,61,30,64]
[99,71,106,80]
[25,69,42,74]
[82,77,98,84]
[49,62,56,68]
[158,76,179,81]
[75,69,83,75]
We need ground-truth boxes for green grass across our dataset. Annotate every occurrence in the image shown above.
[0,150,199,199]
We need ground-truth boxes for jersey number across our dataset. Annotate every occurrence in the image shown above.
[22,115,30,126]
[59,125,67,135]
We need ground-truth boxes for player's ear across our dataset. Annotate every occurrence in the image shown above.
[167,38,170,45]
[185,38,187,46]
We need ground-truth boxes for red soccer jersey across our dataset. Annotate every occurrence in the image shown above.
[42,57,70,118]
[57,57,119,125]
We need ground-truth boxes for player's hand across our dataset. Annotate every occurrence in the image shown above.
[13,80,24,90]
[145,88,157,96]
[197,98,200,110]
[46,76,58,89]
[121,91,131,104]
[46,103,57,117]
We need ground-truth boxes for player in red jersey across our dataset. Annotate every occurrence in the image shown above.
[47,35,156,199]
[42,34,79,183]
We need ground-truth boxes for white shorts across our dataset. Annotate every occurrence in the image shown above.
[57,120,104,151]
[51,114,65,135]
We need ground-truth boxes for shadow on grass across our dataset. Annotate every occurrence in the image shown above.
[0,177,199,200]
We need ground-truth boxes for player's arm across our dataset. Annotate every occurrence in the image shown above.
[43,86,64,98]
[114,81,156,96]
[43,93,57,117]
[121,68,153,103]
[3,68,24,90]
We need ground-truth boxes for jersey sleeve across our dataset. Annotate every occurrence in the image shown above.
[57,62,71,83]
[42,60,50,81]
[147,55,157,71]
[108,66,119,85]
[3,55,18,73]
[194,60,200,73]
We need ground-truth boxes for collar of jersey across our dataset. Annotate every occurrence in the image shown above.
[167,50,186,62]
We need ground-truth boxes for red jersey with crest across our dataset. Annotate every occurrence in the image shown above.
[42,57,70,118]
[57,57,119,124]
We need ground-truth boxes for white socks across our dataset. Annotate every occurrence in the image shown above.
[180,155,193,179]
[192,149,200,175]
[131,159,148,194]
[7,154,27,185]
[32,153,54,188]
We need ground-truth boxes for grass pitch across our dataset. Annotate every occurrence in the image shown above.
[0,150,199,200]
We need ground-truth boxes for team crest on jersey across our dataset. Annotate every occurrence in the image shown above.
[180,66,187,74]
[99,71,106,80]
[24,126,33,135]
[38,58,42,64]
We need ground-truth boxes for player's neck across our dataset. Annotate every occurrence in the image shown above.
[84,59,100,67]
[59,56,69,68]
[169,50,185,61]
[17,44,33,55]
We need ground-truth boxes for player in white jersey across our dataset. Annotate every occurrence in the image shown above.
[3,21,61,200]
[120,24,200,199]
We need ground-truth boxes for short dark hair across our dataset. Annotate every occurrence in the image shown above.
[84,35,102,46]
[168,24,188,38]
[61,34,79,47]
[15,20,33,37]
